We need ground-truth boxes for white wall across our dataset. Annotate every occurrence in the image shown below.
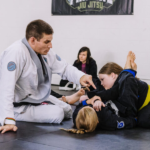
[0,0,150,84]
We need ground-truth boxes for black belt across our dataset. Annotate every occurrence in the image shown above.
[13,101,54,107]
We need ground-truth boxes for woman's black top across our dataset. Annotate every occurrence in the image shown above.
[73,58,103,91]
[73,58,98,79]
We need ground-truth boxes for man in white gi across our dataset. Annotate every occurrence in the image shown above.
[0,20,96,133]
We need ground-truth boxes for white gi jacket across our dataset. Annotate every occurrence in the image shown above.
[0,39,85,126]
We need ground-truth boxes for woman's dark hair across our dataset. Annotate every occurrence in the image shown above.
[77,47,92,64]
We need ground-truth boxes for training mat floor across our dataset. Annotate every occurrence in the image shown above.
[1,85,150,150]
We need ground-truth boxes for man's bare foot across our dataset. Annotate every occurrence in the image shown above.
[124,51,136,69]
[65,89,85,105]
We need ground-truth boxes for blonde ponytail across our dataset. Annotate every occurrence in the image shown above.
[61,107,98,134]
[60,128,85,134]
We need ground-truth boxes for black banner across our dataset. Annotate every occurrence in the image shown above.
[52,0,134,15]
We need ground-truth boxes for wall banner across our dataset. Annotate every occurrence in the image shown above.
[52,0,134,15]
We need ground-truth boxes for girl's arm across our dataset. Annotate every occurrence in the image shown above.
[87,69,137,102]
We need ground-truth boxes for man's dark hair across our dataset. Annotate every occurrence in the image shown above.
[26,19,54,41]
[77,47,92,64]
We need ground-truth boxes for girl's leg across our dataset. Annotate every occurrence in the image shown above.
[60,91,88,104]
[117,52,138,118]
[131,60,137,71]
[138,103,150,128]
[59,89,85,105]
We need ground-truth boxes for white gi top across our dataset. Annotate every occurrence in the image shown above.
[0,39,85,126]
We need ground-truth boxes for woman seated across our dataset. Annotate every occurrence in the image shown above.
[61,51,149,133]
[59,47,101,91]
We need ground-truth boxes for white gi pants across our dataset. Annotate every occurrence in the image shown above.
[13,95,72,124]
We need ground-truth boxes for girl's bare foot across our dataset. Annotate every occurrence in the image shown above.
[124,51,132,69]
[132,52,136,61]
[124,51,136,69]
[59,96,67,102]
[131,60,137,71]
[65,88,85,105]
[61,96,67,103]
[76,88,85,97]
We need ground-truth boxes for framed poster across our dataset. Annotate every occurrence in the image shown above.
[52,0,134,15]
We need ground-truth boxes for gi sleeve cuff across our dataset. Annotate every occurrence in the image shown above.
[82,100,88,106]
[4,119,16,125]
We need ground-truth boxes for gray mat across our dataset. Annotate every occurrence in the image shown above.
[1,85,150,150]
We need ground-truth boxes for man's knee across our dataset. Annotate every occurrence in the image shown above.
[15,105,65,124]
[39,105,65,124]
[53,107,64,123]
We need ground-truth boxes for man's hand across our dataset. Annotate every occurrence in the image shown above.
[93,101,105,111]
[82,86,90,92]
[80,75,96,89]
[0,124,18,134]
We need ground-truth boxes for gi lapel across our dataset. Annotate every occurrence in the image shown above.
[20,38,51,103]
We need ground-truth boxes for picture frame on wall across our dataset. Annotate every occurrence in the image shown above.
[52,0,134,15]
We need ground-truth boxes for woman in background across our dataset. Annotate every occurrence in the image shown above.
[59,47,102,91]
